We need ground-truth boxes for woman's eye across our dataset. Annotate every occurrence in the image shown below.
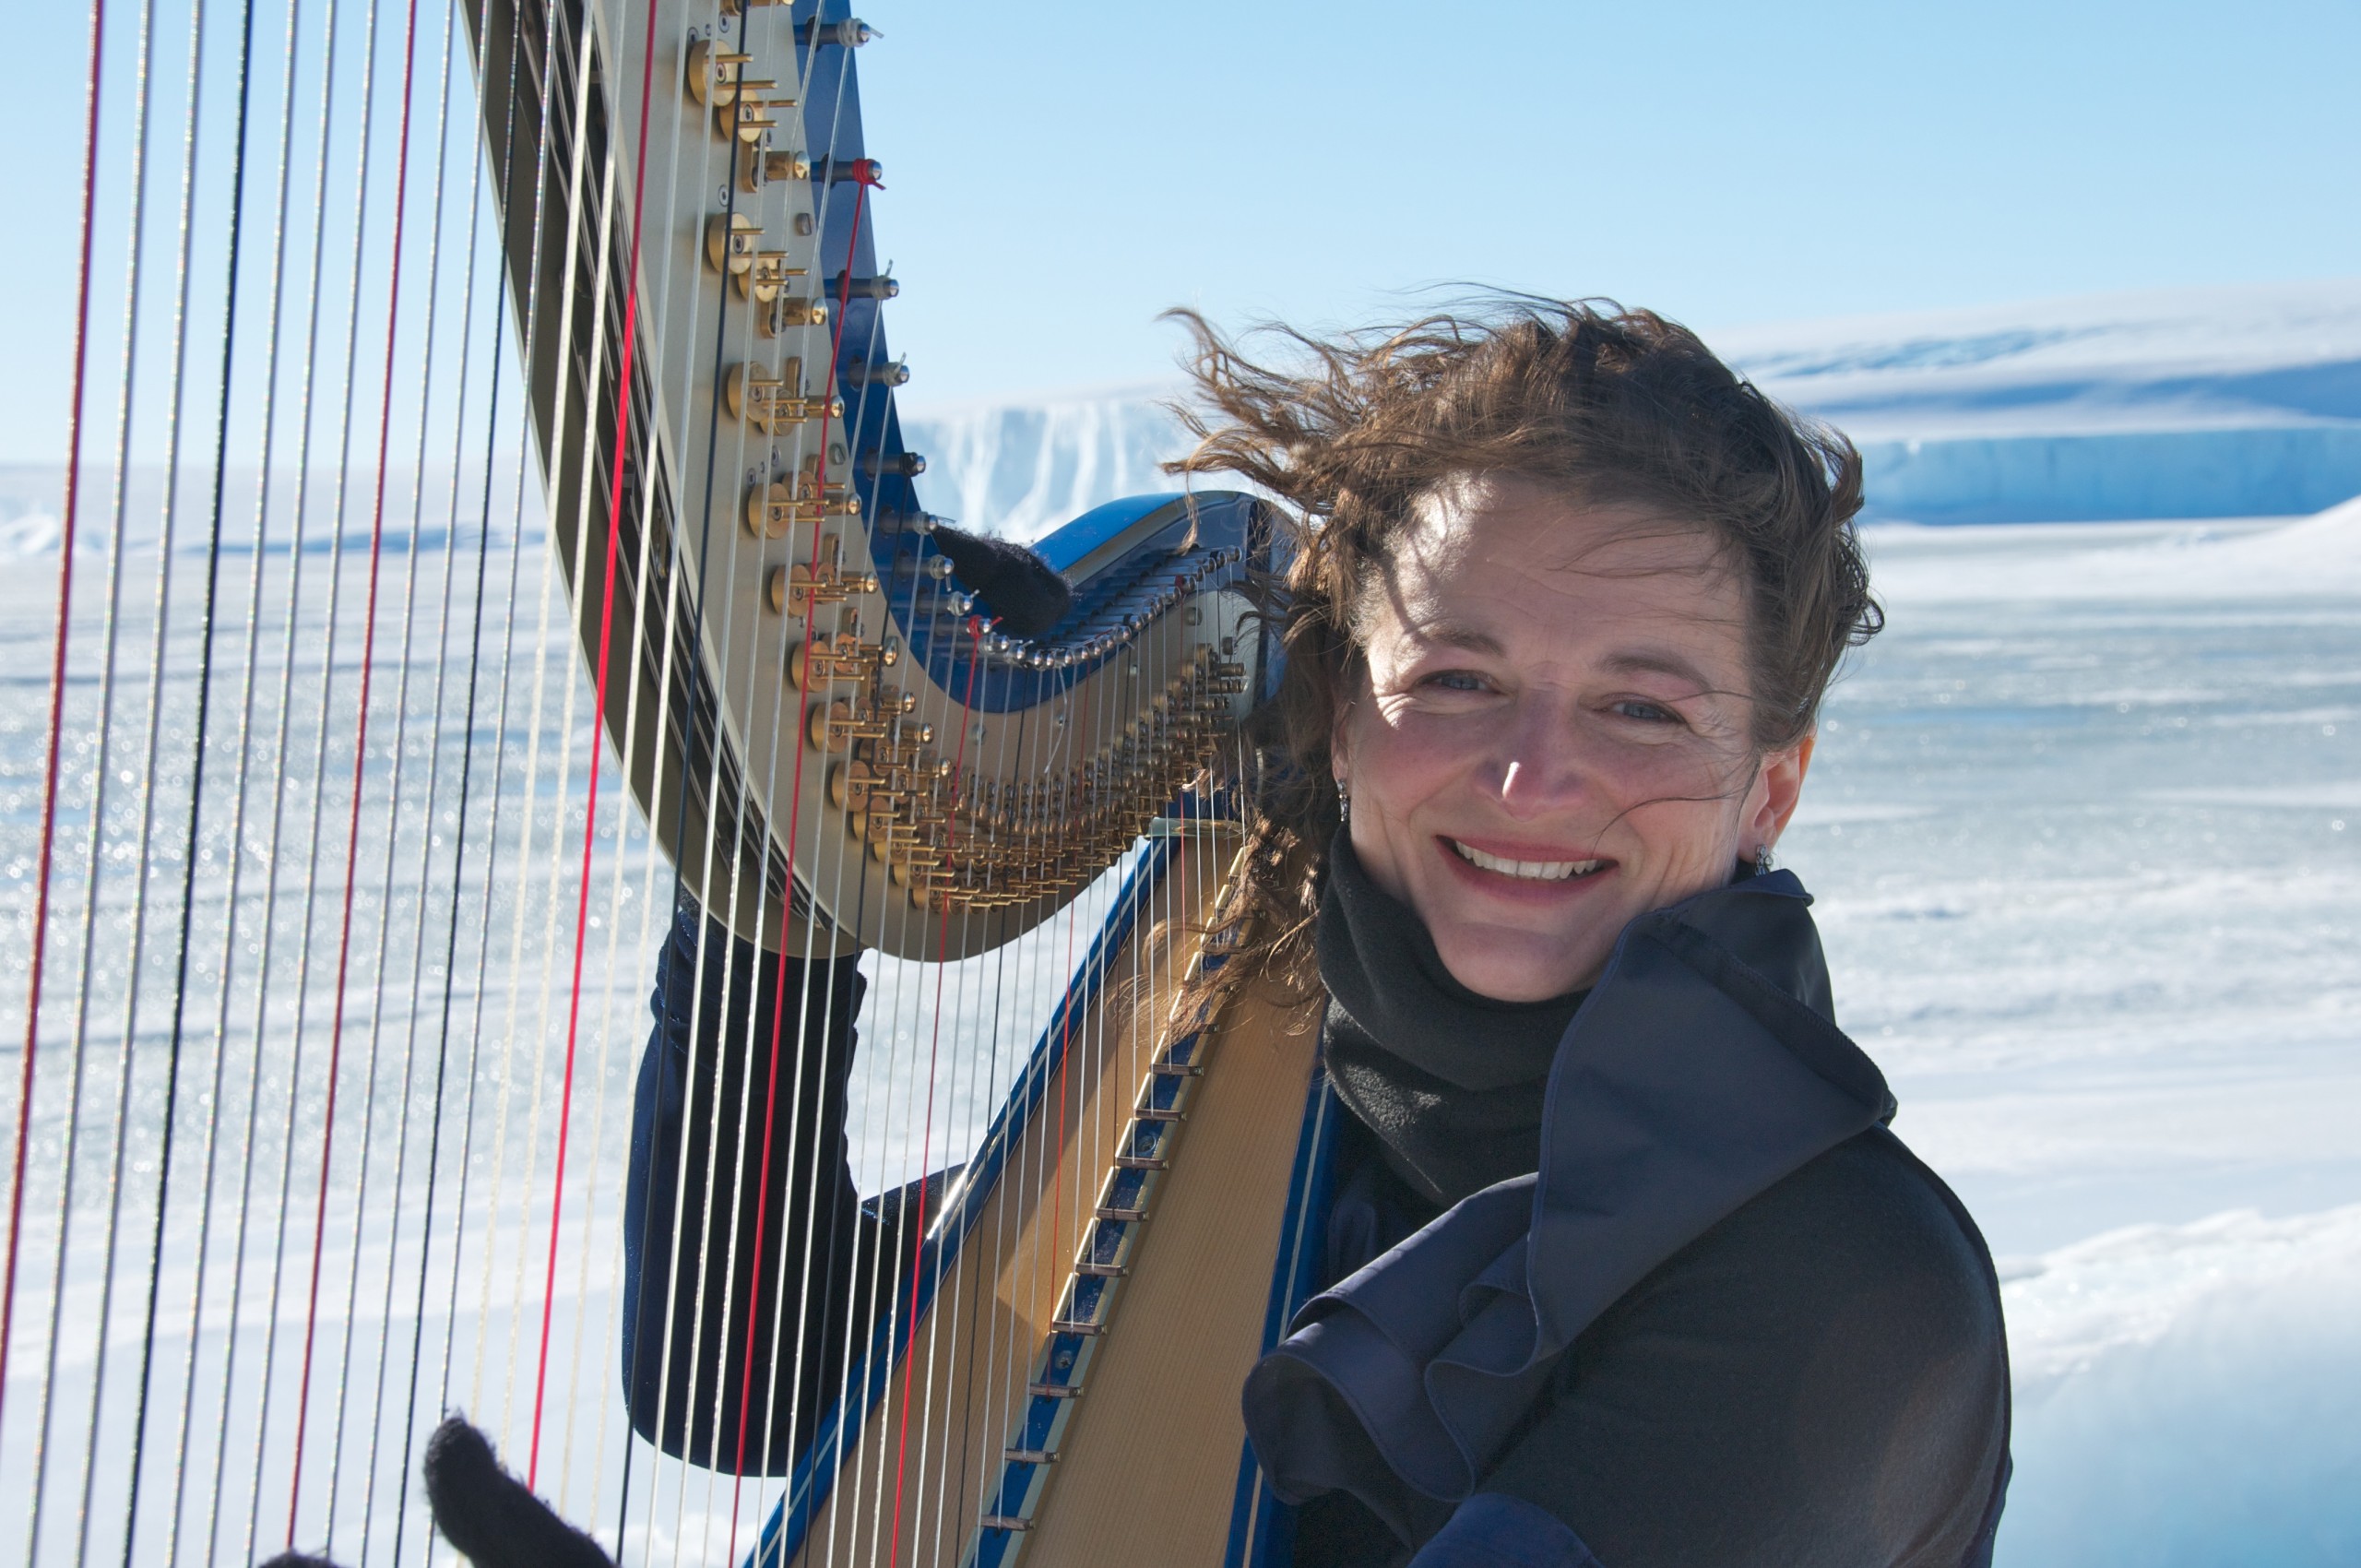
[1612,698,1680,723]
[1421,671,1489,694]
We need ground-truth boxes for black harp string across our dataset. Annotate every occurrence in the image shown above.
[147,0,264,1548]
[458,0,563,1438]
[189,0,320,1551]
[396,0,517,1550]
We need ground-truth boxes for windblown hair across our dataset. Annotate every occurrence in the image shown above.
[1165,298,1881,1006]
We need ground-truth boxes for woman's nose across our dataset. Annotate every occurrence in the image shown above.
[1489,698,1589,815]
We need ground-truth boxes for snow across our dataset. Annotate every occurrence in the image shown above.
[3,288,2359,1562]
[896,279,2361,529]
[1867,498,2361,600]
[1788,512,2361,1564]
[1996,1206,2361,1565]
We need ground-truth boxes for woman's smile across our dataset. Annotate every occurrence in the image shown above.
[1441,835,1611,885]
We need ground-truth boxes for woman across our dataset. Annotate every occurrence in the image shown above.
[614,301,2011,1565]
[1174,303,2011,1566]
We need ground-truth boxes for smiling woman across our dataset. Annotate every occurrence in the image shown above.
[1168,301,2010,1567]
[1336,478,1805,1001]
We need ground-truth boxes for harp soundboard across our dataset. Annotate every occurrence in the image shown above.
[1,0,1323,1565]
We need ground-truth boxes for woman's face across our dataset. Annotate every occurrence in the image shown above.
[1335,476,1811,1001]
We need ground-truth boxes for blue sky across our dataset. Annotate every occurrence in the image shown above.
[2,0,2355,455]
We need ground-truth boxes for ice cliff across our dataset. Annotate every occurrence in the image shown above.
[899,279,2361,533]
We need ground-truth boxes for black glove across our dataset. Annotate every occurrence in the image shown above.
[263,1415,614,1568]
[421,1416,615,1568]
[928,521,1073,637]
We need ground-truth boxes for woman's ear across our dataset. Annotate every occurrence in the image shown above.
[1748,733,1816,852]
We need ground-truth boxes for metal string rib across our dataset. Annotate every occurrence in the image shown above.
[0,0,108,1454]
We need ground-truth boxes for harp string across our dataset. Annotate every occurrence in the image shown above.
[146,0,266,1552]
[0,0,109,1475]
[313,0,437,1536]
[184,0,322,1551]
[752,235,902,1522]
[528,0,663,1488]
[387,2,513,1550]
[881,612,983,1568]
[49,0,182,1549]
[728,154,874,1493]
[635,8,808,1555]
[0,0,98,1544]
[232,0,380,1550]
[6,5,1256,1561]
[339,0,478,1546]
[481,0,601,1470]
[282,0,435,1528]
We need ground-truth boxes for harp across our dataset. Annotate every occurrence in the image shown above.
[1,0,1327,1564]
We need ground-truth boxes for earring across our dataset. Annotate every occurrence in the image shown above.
[1336,779,1350,823]
[1753,843,1774,875]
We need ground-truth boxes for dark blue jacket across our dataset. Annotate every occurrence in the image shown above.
[1252,873,2012,1567]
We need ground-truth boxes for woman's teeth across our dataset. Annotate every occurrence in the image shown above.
[1451,840,1603,882]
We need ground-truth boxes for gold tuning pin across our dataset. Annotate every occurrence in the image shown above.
[785,631,895,687]
[807,692,915,751]
[742,145,813,195]
[737,250,809,303]
[705,213,762,276]
[725,362,844,434]
[744,477,857,535]
[718,88,797,145]
[685,41,753,107]
[768,557,882,618]
[757,292,826,339]
[829,759,876,813]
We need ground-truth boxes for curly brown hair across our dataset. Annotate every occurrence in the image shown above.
[1165,298,1881,1008]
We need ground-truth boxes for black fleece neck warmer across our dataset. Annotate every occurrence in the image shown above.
[1316,831,1586,1208]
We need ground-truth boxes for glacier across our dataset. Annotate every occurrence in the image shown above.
[896,279,2361,533]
